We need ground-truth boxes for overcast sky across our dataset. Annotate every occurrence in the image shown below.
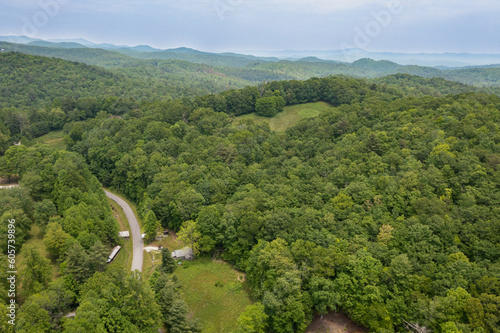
[1,0,499,53]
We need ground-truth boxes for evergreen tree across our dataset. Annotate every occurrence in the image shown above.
[154,273,199,333]
[62,243,90,285]
[161,247,176,274]
[20,244,51,297]
[87,240,108,273]
[144,210,160,242]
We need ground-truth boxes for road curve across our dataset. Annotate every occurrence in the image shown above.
[105,190,143,272]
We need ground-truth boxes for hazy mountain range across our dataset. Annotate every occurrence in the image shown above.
[2,35,500,68]
[2,35,500,91]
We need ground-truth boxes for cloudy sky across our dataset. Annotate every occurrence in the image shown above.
[1,0,499,53]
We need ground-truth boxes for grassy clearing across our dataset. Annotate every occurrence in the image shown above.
[146,231,184,252]
[108,197,133,271]
[234,101,334,132]
[37,130,66,150]
[175,257,252,333]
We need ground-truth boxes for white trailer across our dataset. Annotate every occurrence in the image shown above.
[107,246,121,263]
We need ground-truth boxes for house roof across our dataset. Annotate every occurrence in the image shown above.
[171,247,194,258]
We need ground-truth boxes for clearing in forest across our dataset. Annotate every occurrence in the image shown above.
[234,101,334,132]
[174,257,252,333]
[37,130,66,150]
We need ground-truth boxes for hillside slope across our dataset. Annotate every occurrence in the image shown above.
[3,41,500,91]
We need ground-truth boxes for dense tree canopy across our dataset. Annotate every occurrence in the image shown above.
[58,74,500,332]
[1,49,500,332]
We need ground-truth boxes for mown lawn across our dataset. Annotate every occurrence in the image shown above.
[36,130,66,150]
[174,257,252,333]
[234,101,334,132]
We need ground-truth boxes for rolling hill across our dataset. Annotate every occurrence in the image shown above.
[0,52,265,107]
[2,40,500,98]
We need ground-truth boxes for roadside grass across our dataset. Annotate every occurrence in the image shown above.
[36,130,66,150]
[103,187,143,229]
[174,257,252,333]
[108,197,133,271]
[234,101,334,132]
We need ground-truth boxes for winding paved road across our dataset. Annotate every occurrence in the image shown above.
[0,184,19,189]
[105,190,143,272]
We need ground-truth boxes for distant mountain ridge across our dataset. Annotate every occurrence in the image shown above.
[28,41,88,49]
[3,35,500,67]
[2,37,500,89]
[257,48,500,67]
[0,36,278,67]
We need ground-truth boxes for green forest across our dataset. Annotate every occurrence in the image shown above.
[0,48,500,333]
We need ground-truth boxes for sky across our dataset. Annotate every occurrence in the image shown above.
[0,0,500,54]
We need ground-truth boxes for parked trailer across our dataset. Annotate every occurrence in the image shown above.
[107,246,121,263]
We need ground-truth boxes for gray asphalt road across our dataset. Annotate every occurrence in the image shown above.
[0,184,19,189]
[105,190,143,272]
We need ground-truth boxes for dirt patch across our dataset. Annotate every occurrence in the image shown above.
[45,138,64,144]
[212,259,226,264]
[168,230,178,240]
[306,312,368,333]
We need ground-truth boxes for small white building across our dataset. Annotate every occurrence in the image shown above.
[118,231,130,239]
[171,247,194,260]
